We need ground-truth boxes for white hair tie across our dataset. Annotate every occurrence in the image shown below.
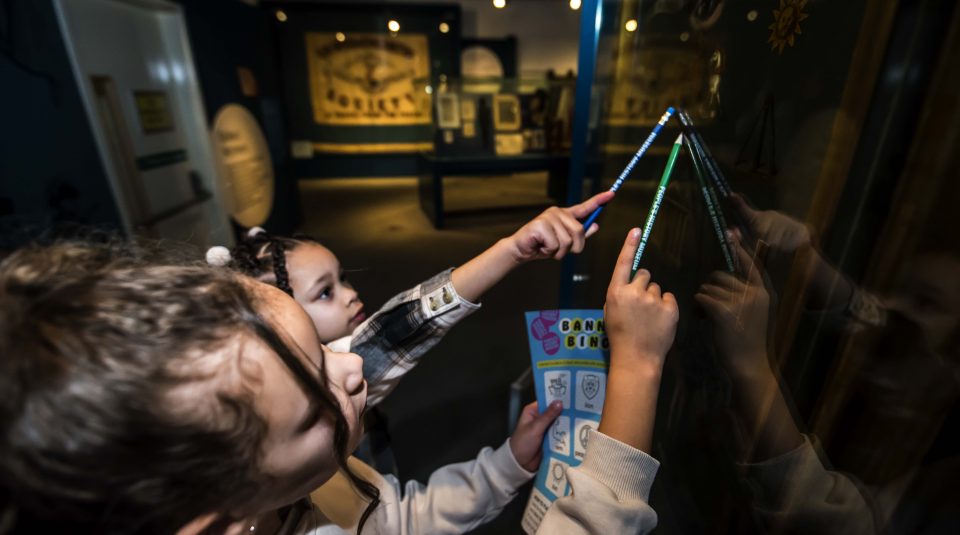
[247,226,266,238]
[205,246,232,267]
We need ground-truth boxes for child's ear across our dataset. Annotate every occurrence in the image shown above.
[176,512,253,535]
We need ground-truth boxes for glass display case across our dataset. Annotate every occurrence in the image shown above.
[417,76,576,158]
[559,0,960,533]
[415,76,577,227]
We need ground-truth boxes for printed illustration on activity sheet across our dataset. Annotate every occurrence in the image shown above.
[521,310,608,534]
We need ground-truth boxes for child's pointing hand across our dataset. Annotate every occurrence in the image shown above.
[504,191,615,263]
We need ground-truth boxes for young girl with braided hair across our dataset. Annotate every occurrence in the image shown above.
[208,192,614,408]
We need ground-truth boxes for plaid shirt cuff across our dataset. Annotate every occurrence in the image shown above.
[350,268,480,406]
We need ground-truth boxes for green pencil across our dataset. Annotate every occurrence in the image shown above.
[631,134,684,279]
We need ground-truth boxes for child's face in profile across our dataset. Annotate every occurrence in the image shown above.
[284,243,366,343]
[242,282,367,511]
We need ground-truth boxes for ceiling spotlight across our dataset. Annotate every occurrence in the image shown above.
[387,20,400,32]
[275,10,287,22]
[570,0,582,10]
[335,32,346,42]
[439,22,450,34]
[625,19,638,32]
[493,0,506,9]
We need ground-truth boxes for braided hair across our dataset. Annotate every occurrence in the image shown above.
[227,228,315,297]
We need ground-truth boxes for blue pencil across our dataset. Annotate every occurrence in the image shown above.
[581,107,675,230]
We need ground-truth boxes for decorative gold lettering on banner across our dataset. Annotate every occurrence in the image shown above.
[306,33,431,126]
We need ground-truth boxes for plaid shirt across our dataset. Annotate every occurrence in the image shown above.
[327,268,480,407]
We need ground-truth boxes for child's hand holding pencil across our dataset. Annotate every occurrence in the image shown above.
[503,190,615,263]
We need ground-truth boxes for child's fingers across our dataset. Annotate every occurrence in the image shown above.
[537,216,570,259]
[730,193,757,225]
[533,222,559,257]
[529,400,563,434]
[647,282,662,299]
[632,268,651,289]
[729,232,762,283]
[517,401,540,426]
[694,291,730,318]
[584,222,600,239]
[611,228,641,286]
[663,291,679,313]
[550,219,574,259]
[700,280,736,299]
[568,190,615,219]
[707,271,742,291]
[556,211,586,254]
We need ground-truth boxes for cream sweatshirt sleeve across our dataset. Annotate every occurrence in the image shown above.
[536,430,660,534]
[302,439,533,535]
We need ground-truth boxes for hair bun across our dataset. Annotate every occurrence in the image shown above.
[205,246,232,267]
[247,226,266,238]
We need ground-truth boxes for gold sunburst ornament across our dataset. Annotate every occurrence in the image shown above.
[768,0,809,54]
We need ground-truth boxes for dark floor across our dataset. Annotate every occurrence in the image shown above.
[297,173,567,534]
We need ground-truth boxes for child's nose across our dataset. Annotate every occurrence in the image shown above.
[343,285,359,305]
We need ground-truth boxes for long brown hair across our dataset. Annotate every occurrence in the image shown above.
[0,242,378,533]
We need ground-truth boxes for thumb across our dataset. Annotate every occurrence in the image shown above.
[531,400,563,434]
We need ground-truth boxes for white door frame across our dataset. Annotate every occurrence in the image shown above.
[53,0,232,245]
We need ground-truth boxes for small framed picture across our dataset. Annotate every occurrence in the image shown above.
[461,98,476,121]
[436,93,461,129]
[495,133,524,155]
[493,94,521,131]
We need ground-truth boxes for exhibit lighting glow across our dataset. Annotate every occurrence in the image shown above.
[425,85,433,94]
[439,22,450,33]
[625,19,638,32]
[335,32,346,42]
[275,10,287,22]
[170,62,185,83]
[570,0,581,9]
[388,20,400,32]
[747,10,759,22]
[493,0,506,9]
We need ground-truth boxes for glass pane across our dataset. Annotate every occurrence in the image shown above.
[571,1,960,532]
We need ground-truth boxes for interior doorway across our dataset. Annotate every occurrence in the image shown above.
[55,0,231,247]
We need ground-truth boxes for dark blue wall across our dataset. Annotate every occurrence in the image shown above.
[177,0,302,234]
[0,0,122,249]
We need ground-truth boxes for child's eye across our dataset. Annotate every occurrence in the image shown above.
[315,287,332,301]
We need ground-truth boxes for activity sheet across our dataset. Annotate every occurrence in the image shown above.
[521,309,609,534]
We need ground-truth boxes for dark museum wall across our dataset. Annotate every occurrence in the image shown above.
[176,0,302,233]
[0,0,302,249]
[0,0,122,249]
